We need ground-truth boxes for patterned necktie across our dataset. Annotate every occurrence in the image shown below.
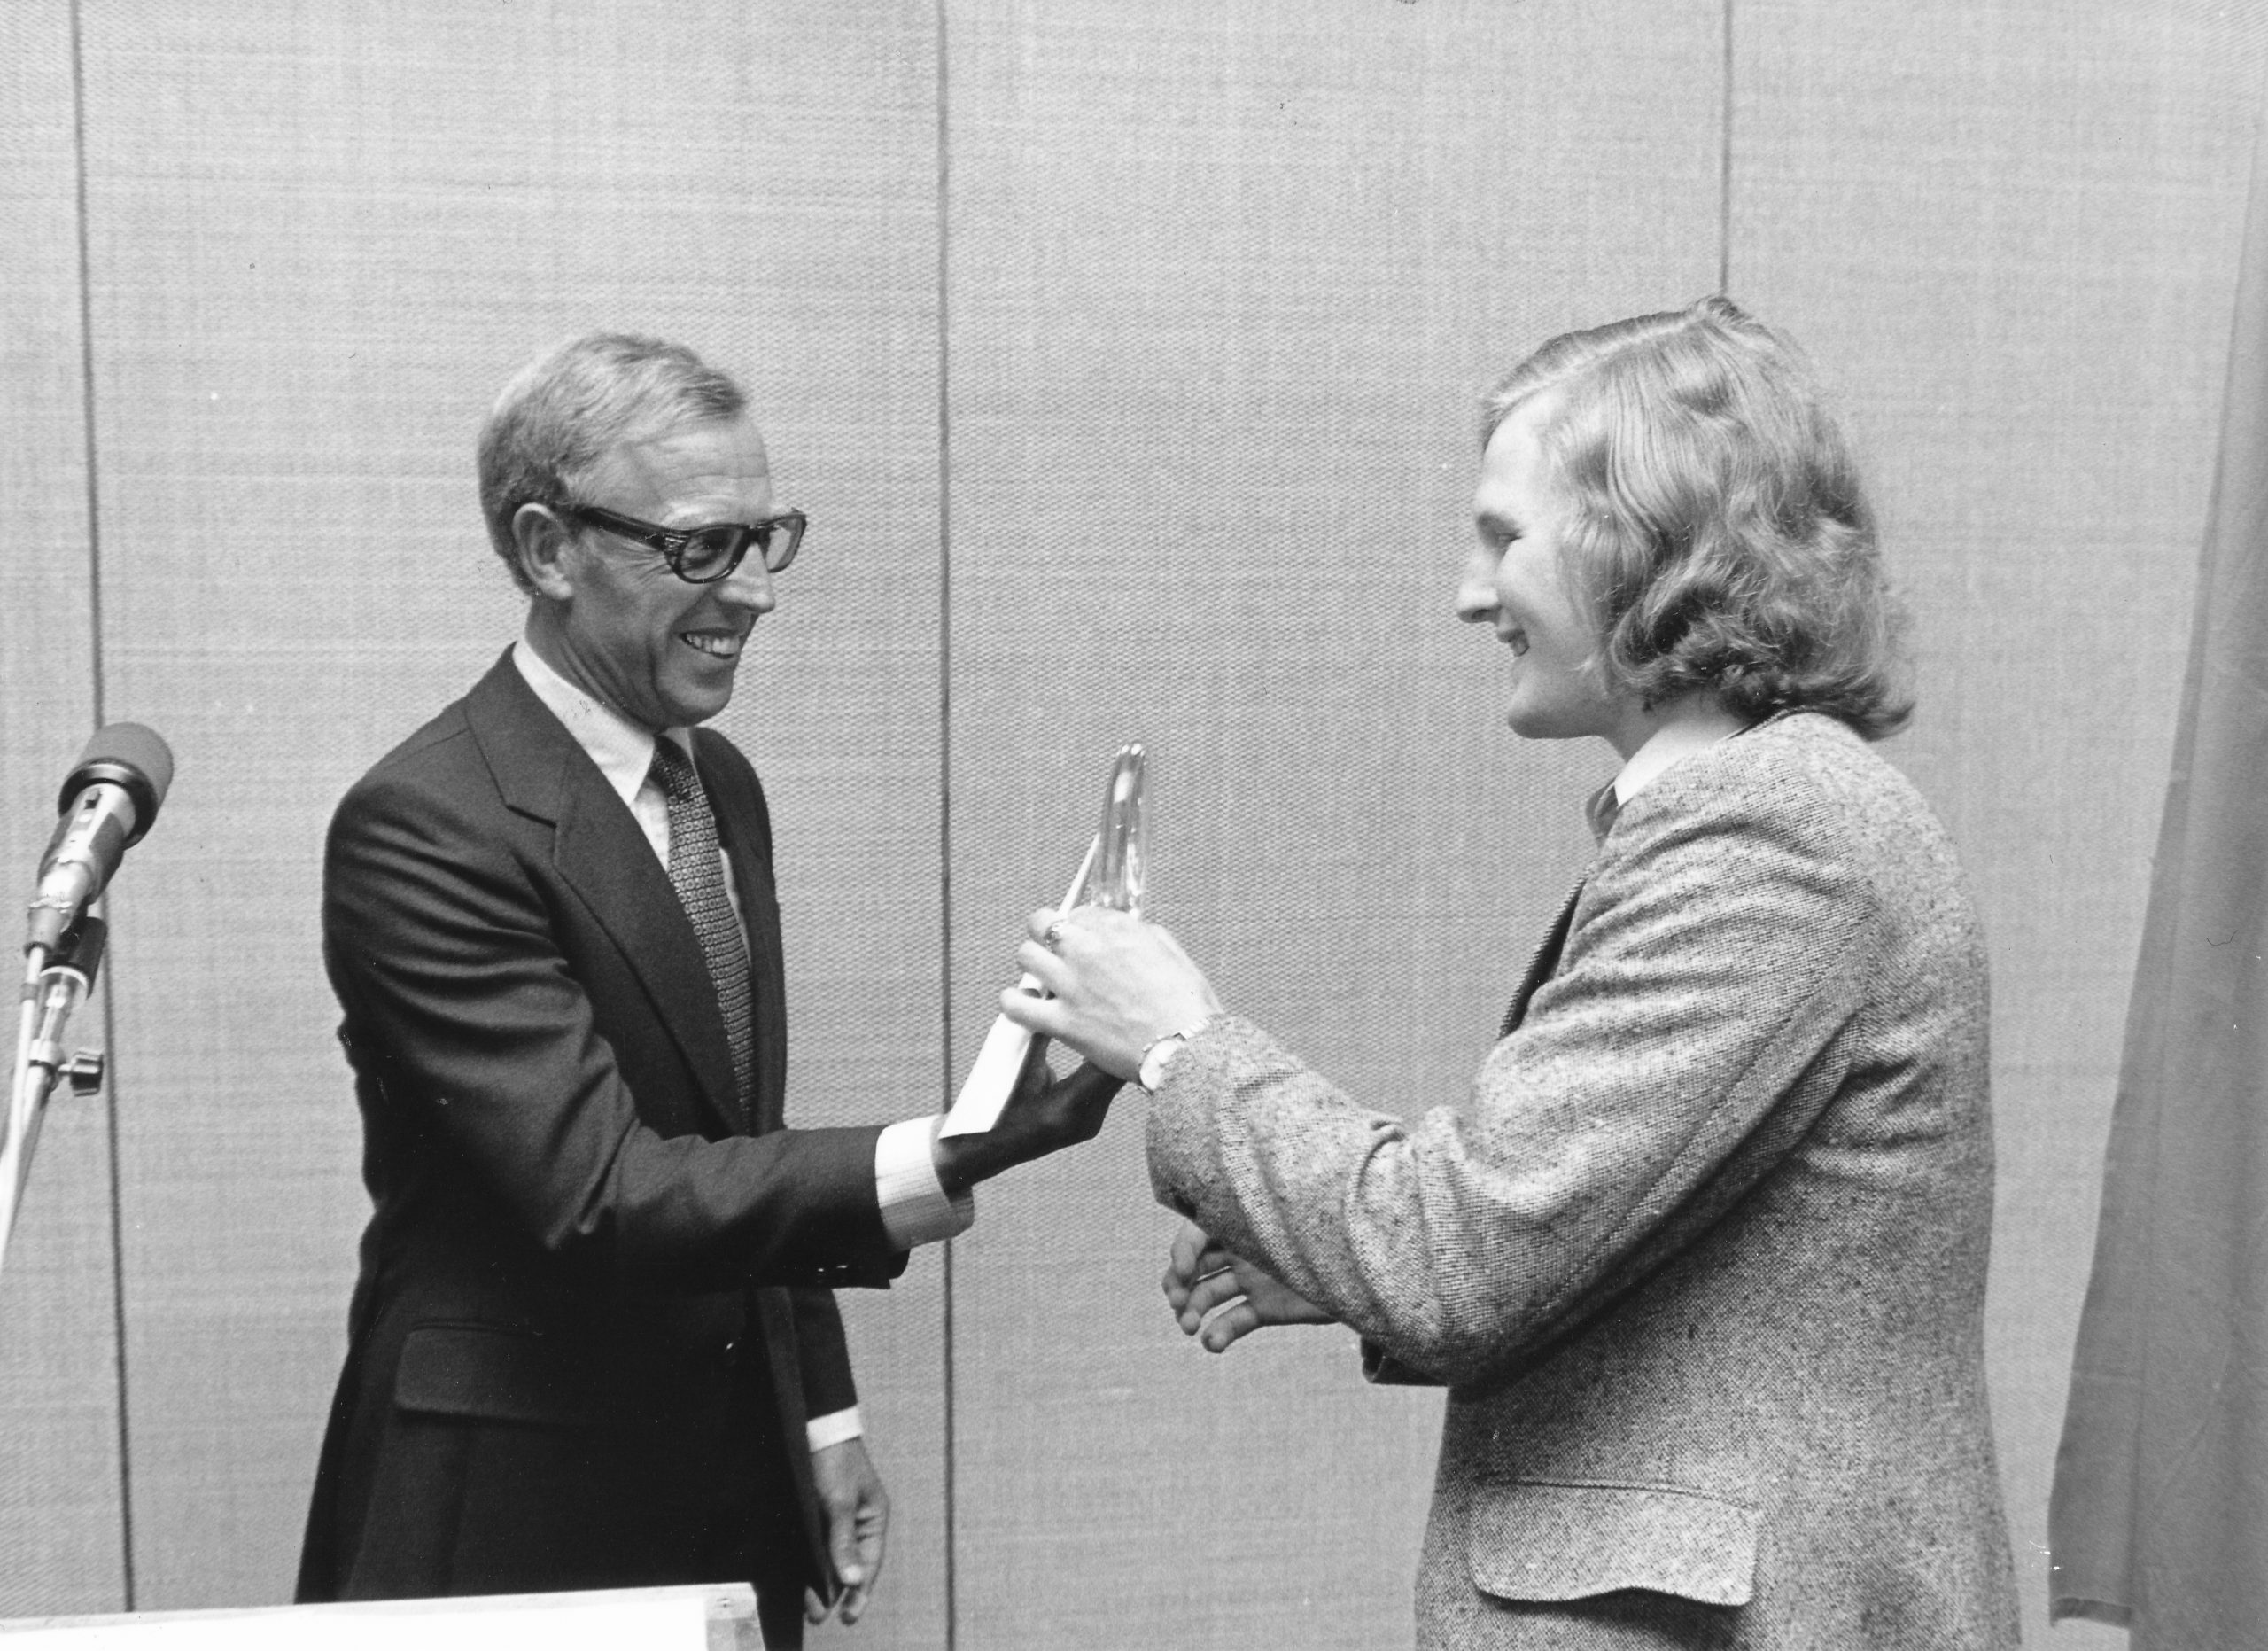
[648,739,751,1125]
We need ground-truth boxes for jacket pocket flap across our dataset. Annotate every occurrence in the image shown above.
[1469,1482,1757,1608]
[392,1322,599,1429]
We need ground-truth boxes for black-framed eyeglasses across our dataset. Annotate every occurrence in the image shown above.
[555,501,805,582]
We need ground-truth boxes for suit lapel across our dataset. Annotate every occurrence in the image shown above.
[462,652,746,1136]
[1499,875,1586,1040]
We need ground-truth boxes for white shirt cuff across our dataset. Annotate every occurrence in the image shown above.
[806,1406,864,1454]
[876,1115,975,1249]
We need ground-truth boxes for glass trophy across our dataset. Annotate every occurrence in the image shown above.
[940,744,1145,1138]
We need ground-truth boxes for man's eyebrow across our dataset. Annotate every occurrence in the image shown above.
[1474,508,1522,536]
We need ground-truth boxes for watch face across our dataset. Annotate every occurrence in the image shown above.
[1139,1032,1187,1093]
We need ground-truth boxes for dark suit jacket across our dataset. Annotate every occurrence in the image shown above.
[297,650,906,1604]
[1147,713,2018,1648]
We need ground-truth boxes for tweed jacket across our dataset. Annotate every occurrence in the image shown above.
[1147,713,2019,1648]
[298,651,905,1604]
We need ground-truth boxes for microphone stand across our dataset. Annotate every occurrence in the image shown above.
[0,917,107,1286]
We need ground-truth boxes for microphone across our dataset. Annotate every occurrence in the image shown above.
[25,723,175,955]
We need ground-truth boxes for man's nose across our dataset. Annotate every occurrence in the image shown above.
[1453,548,1497,624]
[715,555,777,614]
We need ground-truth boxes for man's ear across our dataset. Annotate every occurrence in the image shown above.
[512,502,579,600]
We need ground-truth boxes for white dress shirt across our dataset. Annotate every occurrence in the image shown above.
[512,638,974,1452]
[1608,710,1758,808]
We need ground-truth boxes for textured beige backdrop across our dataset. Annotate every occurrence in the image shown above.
[0,3,2257,1647]
[0,0,121,1617]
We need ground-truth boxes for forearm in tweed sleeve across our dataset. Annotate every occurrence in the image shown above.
[1143,764,1882,1389]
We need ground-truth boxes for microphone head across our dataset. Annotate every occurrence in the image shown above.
[60,722,175,842]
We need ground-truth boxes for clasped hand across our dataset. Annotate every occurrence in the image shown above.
[998,908,1332,1349]
[1161,1219,1334,1351]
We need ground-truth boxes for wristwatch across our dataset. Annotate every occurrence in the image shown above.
[1138,1027,1199,1094]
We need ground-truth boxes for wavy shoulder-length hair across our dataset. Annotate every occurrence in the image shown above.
[1484,296,1912,739]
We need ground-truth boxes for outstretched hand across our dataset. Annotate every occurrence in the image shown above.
[1162,1219,1335,1352]
[932,1036,1122,1195]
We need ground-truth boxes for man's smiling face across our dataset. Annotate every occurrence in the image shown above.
[1459,392,1627,747]
[541,416,778,732]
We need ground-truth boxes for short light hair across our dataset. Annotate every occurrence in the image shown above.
[1483,296,1912,739]
[476,332,748,593]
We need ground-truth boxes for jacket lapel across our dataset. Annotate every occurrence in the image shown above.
[462,652,746,1136]
[1498,778,1624,1040]
[1499,875,1586,1040]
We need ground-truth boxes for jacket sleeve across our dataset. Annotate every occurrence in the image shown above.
[326,762,905,1294]
[791,1288,859,1419]
[1146,759,1880,1390]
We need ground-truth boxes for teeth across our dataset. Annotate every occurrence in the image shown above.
[681,631,743,658]
[1507,631,1529,658]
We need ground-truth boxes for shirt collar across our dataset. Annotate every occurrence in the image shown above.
[1611,722,1703,806]
[1593,712,1756,840]
[511,635,695,810]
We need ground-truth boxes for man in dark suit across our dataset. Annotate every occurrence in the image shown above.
[296,333,1111,1646]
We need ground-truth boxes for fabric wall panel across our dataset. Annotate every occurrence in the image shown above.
[941,4,1722,1644]
[0,0,128,1617]
[20,4,2255,1638]
[1728,4,2263,1641]
[75,3,945,1623]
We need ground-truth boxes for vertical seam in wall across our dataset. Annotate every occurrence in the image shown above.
[1720,0,1735,294]
[932,3,957,1647]
[67,0,136,1612]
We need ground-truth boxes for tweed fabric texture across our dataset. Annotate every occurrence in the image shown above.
[651,740,753,1126]
[1147,713,2020,1648]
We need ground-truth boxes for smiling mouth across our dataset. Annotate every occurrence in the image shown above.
[680,630,746,658]
[1503,628,1529,658]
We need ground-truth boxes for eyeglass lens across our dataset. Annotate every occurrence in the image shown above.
[676,517,801,580]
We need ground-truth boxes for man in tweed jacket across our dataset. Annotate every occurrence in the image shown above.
[1008,300,2020,1647]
